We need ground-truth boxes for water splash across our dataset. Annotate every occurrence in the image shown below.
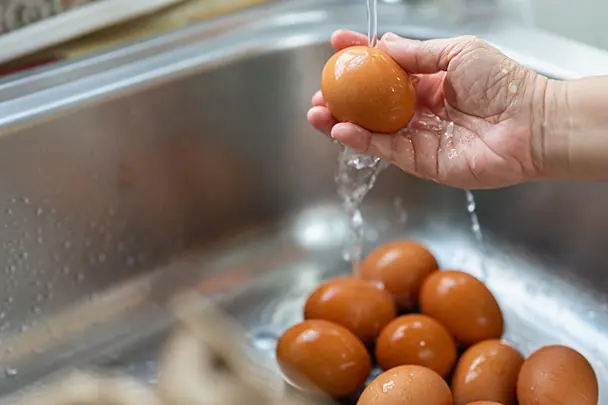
[336,146,388,273]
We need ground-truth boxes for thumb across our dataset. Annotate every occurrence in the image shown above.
[378,33,481,74]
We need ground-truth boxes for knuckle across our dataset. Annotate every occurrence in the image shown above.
[459,35,486,50]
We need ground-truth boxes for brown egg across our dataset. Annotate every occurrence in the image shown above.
[517,345,598,405]
[419,270,503,346]
[357,365,453,405]
[465,402,503,405]
[276,319,371,398]
[304,277,397,344]
[360,240,439,311]
[451,339,524,405]
[321,46,416,134]
[375,314,457,378]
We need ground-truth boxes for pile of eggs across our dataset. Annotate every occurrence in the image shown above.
[275,240,599,405]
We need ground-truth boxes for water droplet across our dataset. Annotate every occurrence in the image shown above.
[250,330,278,351]
[76,273,85,283]
[6,297,13,304]
[36,208,43,216]
[64,241,71,249]
[126,257,135,266]
[22,197,30,205]
[5,368,18,377]
[98,254,106,263]
[62,266,70,274]
[393,197,408,224]
[5,209,13,215]
[20,252,28,260]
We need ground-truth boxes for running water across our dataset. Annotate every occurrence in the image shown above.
[366,0,378,47]
[336,149,388,272]
[335,0,384,274]
[465,189,487,280]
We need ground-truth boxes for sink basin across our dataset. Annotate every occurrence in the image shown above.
[1,0,608,402]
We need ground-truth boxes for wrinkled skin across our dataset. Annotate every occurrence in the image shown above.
[308,30,549,189]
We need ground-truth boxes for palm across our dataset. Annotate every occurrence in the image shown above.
[405,71,534,189]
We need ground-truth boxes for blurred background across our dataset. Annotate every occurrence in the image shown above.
[0,0,606,78]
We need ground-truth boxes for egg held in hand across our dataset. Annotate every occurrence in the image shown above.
[321,46,417,134]
[304,277,397,344]
[276,319,371,398]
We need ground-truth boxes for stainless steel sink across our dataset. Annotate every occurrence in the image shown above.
[1,0,608,402]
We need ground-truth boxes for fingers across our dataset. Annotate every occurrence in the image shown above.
[330,30,369,51]
[307,107,442,182]
[330,123,417,175]
[307,106,337,136]
[327,30,484,74]
[311,90,325,107]
[378,33,481,74]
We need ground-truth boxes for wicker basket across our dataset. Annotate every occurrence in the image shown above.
[0,0,98,34]
[0,0,184,65]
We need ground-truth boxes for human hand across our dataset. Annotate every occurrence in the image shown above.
[308,30,549,189]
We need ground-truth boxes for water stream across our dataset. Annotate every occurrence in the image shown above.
[334,0,384,274]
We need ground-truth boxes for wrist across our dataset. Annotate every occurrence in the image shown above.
[530,77,569,180]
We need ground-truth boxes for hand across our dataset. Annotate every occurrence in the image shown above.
[308,30,549,189]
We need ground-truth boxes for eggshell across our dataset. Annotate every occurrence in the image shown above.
[419,270,503,346]
[375,314,457,378]
[517,344,598,405]
[451,339,524,405]
[321,46,416,134]
[357,365,453,405]
[360,240,439,311]
[276,319,371,398]
[465,402,503,405]
[304,277,397,344]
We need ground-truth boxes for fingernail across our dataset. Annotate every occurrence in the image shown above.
[382,32,400,42]
[330,123,344,140]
